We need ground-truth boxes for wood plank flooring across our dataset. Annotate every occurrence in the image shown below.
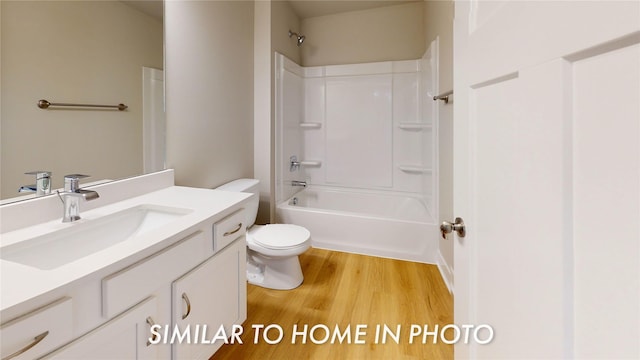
[211,248,453,359]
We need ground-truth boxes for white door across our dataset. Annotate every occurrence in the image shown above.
[453,1,639,359]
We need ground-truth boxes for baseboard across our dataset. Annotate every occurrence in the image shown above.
[437,251,454,295]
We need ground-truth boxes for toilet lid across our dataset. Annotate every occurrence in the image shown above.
[251,224,310,249]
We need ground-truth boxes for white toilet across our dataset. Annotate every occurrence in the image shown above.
[216,179,311,290]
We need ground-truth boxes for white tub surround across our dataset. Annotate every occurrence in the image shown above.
[276,55,437,208]
[0,170,251,359]
[275,52,439,264]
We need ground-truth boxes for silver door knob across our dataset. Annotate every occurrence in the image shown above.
[440,217,466,239]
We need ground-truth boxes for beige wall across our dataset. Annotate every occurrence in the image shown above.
[165,0,254,190]
[272,1,302,65]
[0,1,162,199]
[254,1,273,224]
[424,0,454,281]
[253,0,302,223]
[300,2,425,66]
[425,0,453,92]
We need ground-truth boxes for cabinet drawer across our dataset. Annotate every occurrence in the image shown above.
[102,231,210,318]
[42,297,158,360]
[0,297,73,360]
[213,209,246,252]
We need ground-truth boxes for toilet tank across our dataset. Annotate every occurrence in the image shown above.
[216,179,260,227]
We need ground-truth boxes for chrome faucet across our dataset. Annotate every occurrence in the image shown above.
[19,171,52,196]
[291,180,307,188]
[58,174,99,222]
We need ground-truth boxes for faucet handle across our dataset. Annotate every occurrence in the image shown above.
[25,170,51,179]
[64,174,90,180]
[64,174,90,192]
[24,171,52,196]
[290,155,300,172]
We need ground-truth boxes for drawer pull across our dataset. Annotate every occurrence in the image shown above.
[223,223,243,237]
[3,331,49,360]
[146,317,159,346]
[181,293,191,320]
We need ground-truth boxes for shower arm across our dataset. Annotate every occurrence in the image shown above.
[288,30,305,46]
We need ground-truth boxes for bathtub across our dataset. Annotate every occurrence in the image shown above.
[276,186,439,264]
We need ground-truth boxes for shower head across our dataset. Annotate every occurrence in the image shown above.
[288,30,305,47]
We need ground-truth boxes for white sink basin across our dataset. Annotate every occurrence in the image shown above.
[1,205,192,270]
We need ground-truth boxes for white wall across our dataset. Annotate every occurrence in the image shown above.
[300,2,425,66]
[0,0,162,198]
[165,0,254,189]
[424,0,454,288]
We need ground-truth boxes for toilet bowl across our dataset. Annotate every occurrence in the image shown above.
[216,179,311,290]
[246,224,310,289]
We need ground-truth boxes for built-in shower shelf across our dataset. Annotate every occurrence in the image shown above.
[398,166,432,174]
[398,123,432,131]
[300,122,322,129]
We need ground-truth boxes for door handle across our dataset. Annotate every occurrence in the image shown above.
[440,217,466,239]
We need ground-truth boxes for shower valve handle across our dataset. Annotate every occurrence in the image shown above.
[290,155,300,172]
[440,217,466,239]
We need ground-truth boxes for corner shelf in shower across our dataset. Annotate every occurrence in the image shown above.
[398,123,432,131]
[300,122,322,129]
[398,166,432,174]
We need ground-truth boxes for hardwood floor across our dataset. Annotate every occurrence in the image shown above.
[211,248,453,359]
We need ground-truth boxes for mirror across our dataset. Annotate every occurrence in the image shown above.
[0,0,164,203]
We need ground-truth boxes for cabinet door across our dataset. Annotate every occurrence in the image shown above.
[42,297,159,360]
[172,239,245,360]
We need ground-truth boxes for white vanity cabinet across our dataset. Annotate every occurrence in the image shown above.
[0,174,252,360]
[38,209,247,360]
[1,201,248,360]
[69,210,246,360]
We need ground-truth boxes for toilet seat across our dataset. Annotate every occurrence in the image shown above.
[250,224,310,250]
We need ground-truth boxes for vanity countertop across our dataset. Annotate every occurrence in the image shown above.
[0,185,251,315]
